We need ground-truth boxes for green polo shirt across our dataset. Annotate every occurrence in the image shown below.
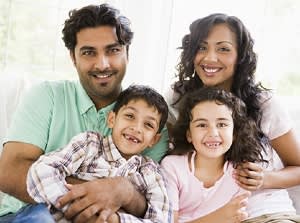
[0,80,169,215]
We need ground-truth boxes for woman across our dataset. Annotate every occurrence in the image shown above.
[165,13,300,222]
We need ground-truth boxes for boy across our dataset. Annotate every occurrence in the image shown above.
[26,85,171,223]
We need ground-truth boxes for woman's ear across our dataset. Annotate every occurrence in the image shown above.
[107,111,116,128]
[186,129,192,143]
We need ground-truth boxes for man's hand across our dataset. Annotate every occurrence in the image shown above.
[57,177,146,223]
[85,210,120,223]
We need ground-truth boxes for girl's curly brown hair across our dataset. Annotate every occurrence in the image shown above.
[170,87,268,167]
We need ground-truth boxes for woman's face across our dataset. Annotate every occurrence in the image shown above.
[193,23,238,91]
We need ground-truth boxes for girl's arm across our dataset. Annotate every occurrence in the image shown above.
[174,192,250,223]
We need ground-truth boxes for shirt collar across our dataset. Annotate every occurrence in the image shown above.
[76,81,95,115]
[76,81,116,115]
[102,135,124,162]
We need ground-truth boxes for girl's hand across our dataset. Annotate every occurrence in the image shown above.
[215,192,250,223]
[233,162,264,191]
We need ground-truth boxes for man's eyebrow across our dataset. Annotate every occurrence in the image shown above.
[79,46,96,51]
[106,42,123,49]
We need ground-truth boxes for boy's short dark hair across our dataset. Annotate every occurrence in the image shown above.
[113,85,168,133]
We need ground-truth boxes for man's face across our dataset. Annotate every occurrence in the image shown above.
[71,26,128,109]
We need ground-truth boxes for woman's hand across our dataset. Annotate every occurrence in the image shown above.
[233,162,264,191]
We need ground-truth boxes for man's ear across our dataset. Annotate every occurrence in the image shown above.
[70,51,76,66]
[107,111,116,128]
[148,134,161,147]
[186,130,192,143]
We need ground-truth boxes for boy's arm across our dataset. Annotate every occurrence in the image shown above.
[26,132,93,208]
[115,162,172,223]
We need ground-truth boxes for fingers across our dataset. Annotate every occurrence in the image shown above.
[57,184,86,209]
[95,209,113,223]
[64,197,91,219]
[73,204,102,223]
[233,162,264,191]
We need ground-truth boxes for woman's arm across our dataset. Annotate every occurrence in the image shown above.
[234,129,300,190]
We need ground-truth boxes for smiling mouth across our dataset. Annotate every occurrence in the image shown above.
[201,65,222,73]
[91,73,113,79]
[204,142,221,148]
[123,134,141,144]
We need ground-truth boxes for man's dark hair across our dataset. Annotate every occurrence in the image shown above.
[113,85,168,133]
[62,3,133,52]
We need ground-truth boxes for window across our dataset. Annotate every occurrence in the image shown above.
[0,0,299,97]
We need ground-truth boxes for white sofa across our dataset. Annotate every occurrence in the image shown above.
[0,74,299,214]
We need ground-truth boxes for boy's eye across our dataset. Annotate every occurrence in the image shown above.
[145,122,154,129]
[125,114,134,119]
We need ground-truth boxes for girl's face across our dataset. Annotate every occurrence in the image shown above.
[186,101,234,160]
[193,23,238,91]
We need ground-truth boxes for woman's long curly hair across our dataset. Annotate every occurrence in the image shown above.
[171,87,268,167]
[173,13,269,134]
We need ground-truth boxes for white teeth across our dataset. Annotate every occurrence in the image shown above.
[124,134,140,143]
[205,142,220,147]
[94,74,111,78]
[203,67,219,73]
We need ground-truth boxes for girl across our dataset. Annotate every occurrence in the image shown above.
[162,87,266,222]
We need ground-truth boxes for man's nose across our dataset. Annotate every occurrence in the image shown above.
[94,54,110,70]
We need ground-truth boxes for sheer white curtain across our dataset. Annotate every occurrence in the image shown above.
[1,0,299,95]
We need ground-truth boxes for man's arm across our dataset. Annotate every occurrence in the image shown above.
[0,142,43,203]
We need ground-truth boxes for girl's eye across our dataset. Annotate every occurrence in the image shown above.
[217,123,228,127]
[196,123,207,128]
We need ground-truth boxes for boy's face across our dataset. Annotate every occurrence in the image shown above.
[107,99,161,159]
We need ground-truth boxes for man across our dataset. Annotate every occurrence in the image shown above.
[0,4,168,223]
